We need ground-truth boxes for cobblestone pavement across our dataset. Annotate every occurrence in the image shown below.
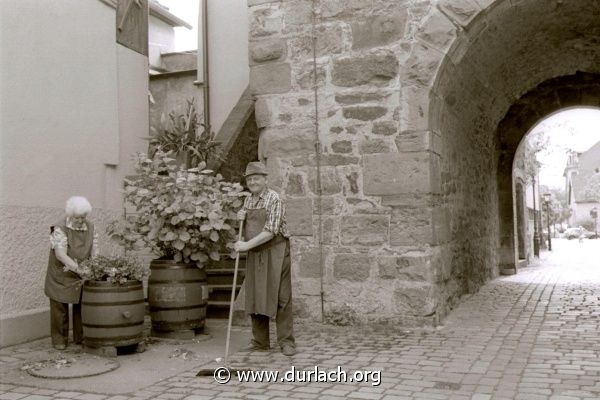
[1,239,599,400]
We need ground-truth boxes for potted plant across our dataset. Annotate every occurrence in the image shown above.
[148,98,221,169]
[108,151,247,337]
[78,254,148,354]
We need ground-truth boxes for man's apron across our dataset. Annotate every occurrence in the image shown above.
[244,208,287,318]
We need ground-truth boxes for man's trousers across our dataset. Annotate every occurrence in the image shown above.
[250,240,295,349]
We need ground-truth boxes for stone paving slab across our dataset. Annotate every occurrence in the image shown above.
[1,239,600,399]
[0,321,251,394]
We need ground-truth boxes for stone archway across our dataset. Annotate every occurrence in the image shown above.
[407,0,600,299]
[246,0,600,325]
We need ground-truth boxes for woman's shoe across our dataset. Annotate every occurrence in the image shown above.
[281,344,296,356]
[53,343,66,350]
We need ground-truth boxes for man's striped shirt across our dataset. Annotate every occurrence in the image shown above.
[243,188,289,238]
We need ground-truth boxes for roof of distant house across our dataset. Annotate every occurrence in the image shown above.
[99,0,192,29]
[149,0,193,29]
[571,141,600,202]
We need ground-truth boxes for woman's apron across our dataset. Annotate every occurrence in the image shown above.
[244,208,287,318]
[44,220,93,304]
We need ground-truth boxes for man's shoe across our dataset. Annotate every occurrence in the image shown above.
[53,343,66,351]
[281,344,296,356]
[242,342,269,351]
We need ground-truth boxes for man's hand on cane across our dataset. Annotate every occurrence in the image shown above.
[236,209,246,221]
[234,209,249,252]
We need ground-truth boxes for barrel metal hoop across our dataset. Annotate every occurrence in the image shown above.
[152,319,205,330]
[149,303,207,311]
[83,334,143,345]
[84,280,142,288]
[150,264,203,269]
[82,300,145,306]
[83,286,143,293]
[82,321,144,328]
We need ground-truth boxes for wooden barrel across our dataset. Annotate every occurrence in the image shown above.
[148,260,208,332]
[81,280,145,347]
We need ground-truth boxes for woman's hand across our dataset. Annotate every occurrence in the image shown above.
[234,240,250,253]
[237,209,246,221]
[63,260,79,273]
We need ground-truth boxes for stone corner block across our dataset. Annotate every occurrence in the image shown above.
[342,106,388,121]
[340,214,389,246]
[333,253,371,282]
[363,152,437,195]
[401,41,444,88]
[332,49,399,88]
[350,10,408,50]
[286,197,313,236]
[378,251,438,282]
[432,207,450,244]
[393,281,439,317]
[250,63,292,95]
[250,38,286,64]
[390,207,433,246]
[438,0,482,27]
[260,127,315,159]
[415,8,457,53]
[295,246,321,279]
[395,131,441,155]
[254,97,272,129]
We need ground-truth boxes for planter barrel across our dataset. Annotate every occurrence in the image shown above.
[148,260,208,336]
[81,280,145,349]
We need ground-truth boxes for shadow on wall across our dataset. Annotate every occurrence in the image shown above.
[217,112,259,184]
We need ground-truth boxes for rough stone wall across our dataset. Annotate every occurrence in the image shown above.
[248,0,450,326]
[246,0,600,325]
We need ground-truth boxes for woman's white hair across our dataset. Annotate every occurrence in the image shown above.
[65,196,92,216]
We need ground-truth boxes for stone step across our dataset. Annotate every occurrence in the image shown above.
[208,285,242,302]
[207,300,238,319]
[206,255,246,270]
[206,269,246,285]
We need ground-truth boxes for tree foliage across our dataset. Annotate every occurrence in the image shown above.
[582,173,600,201]
[514,130,549,181]
[108,151,248,263]
[539,185,571,225]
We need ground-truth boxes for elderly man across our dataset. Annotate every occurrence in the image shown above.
[234,162,296,356]
[45,196,97,350]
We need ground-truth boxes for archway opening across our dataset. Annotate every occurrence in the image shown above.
[512,107,600,270]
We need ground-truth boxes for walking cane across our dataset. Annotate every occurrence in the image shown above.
[224,218,244,366]
[197,218,248,376]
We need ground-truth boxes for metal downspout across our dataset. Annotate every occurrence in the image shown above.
[201,0,210,133]
[311,0,325,322]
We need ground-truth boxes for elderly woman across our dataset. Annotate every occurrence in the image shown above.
[44,196,98,350]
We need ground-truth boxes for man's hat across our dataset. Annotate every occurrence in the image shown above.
[243,161,268,178]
